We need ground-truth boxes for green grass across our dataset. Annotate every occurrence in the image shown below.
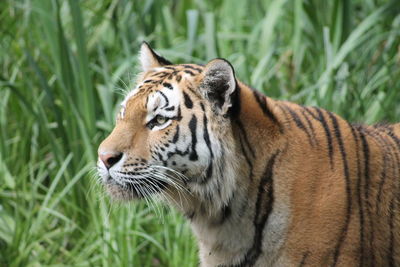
[0,0,399,266]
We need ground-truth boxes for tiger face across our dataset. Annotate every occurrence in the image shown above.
[97,42,238,204]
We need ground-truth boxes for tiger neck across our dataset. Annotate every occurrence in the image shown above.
[188,83,288,266]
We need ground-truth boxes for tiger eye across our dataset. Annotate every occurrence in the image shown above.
[156,115,167,125]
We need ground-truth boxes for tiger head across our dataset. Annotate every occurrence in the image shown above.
[97,43,240,212]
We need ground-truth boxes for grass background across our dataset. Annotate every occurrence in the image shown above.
[1,0,399,266]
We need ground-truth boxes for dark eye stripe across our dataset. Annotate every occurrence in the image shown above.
[163,82,173,90]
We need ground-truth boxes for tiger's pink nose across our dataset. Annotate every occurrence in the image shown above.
[99,152,123,169]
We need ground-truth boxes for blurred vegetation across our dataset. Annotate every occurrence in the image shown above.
[0,0,399,266]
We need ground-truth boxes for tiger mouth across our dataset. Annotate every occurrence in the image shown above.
[104,175,168,200]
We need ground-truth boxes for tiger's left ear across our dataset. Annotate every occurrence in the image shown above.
[139,42,173,72]
[200,58,237,115]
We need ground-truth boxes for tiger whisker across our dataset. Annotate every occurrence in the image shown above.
[117,170,190,195]
[151,165,190,181]
[148,172,189,210]
[131,177,165,221]
[117,171,188,214]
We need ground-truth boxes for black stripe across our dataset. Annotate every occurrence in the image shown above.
[359,128,371,265]
[281,104,314,147]
[348,124,364,267]
[252,90,280,125]
[382,129,400,267]
[216,202,232,225]
[183,91,193,109]
[327,112,352,267]
[184,70,195,76]
[303,107,319,120]
[172,125,180,143]
[157,91,169,108]
[171,106,183,121]
[145,95,149,109]
[301,109,318,146]
[385,131,400,200]
[235,135,255,219]
[363,129,392,213]
[165,106,175,111]
[389,197,395,267]
[376,153,389,212]
[166,147,190,159]
[387,130,400,151]
[232,83,254,186]
[216,144,226,187]
[189,115,198,161]
[163,82,173,90]
[200,104,214,184]
[237,151,279,266]
[314,107,334,168]
[175,74,182,82]
[236,119,255,157]
[238,132,254,182]
[185,211,195,221]
[154,71,169,77]
[186,85,198,97]
[298,251,310,267]
[146,79,160,85]
[182,64,203,72]
[360,129,375,266]
[220,204,232,222]
[177,106,182,120]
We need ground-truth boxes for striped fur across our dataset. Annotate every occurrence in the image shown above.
[97,43,400,267]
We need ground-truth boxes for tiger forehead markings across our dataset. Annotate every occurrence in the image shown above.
[120,66,198,119]
[97,42,400,267]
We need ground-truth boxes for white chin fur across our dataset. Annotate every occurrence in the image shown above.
[105,182,138,201]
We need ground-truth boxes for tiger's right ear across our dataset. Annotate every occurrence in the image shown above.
[200,58,237,116]
[139,42,173,72]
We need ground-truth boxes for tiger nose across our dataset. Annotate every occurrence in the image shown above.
[99,152,123,169]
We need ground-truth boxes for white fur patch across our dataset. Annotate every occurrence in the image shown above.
[139,44,158,72]
[146,84,181,129]
[139,50,152,71]
[119,84,142,119]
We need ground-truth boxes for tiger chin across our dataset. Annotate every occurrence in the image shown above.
[97,42,400,267]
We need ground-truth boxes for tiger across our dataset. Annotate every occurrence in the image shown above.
[97,42,400,267]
